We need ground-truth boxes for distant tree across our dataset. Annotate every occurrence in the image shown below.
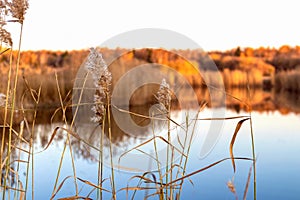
[234,46,241,57]
[244,47,254,57]
[279,45,291,54]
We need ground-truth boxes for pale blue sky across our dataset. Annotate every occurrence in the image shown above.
[7,0,300,51]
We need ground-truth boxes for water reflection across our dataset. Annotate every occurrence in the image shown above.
[1,87,300,199]
[2,87,300,161]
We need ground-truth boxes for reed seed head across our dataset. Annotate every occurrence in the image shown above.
[5,0,29,23]
[0,25,12,46]
[85,47,112,124]
[0,1,12,46]
[157,78,171,109]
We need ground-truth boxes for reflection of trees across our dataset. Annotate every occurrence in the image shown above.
[274,90,300,114]
[223,87,300,114]
[2,87,300,165]
[73,103,168,161]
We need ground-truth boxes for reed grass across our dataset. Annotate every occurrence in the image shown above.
[0,1,29,199]
[0,2,258,197]
[0,59,258,200]
[22,78,41,200]
[246,72,257,200]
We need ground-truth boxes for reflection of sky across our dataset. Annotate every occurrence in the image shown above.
[17,110,300,199]
[252,111,300,199]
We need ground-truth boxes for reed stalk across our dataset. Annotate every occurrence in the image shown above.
[13,120,24,200]
[0,48,13,187]
[151,114,163,200]
[85,47,115,199]
[97,108,106,200]
[56,72,79,196]
[4,22,24,200]
[246,72,257,200]
[156,78,171,199]
[107,98,116,200]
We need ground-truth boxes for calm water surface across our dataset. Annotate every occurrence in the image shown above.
[16,107,300,199]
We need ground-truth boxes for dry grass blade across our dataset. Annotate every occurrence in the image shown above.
[0,185,26,192]
[38,126,62,153]
[243,164,253,200]
[51,176,73,200]
[0,156,8,169]
[230,118,250,172]
[143,184,180,200]
[9,159,29,165]
[127,175,157,185]
[162,164,184,181]
[125,171,159,200]
[118,135,186,165]
[11,145,30,154]
[196,115,250,121]
[112,164,145,172]
[19,180,25,200]
[36,126,100,154]
[112,104,170,121]
[0,47,10,55]
[164,157,252,187]
[76,177,111,193]
[152,104,185,130]
[58,196,92,200]
[120,186,160,191]
[144,191,164,199]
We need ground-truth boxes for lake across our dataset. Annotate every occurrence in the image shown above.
[2,87,299,199]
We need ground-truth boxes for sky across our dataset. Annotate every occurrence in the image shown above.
[6,0,300,51]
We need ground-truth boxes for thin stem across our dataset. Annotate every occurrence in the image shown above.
[166,104,172,199]
[14,120,24,200]
[51,138,69,199]
[0,48,13,187]
[97,109,106,200]
[246,72,257,200]
[176,112,189,180]
[3,22,24,200]
[151,113,163,200]
[107,97,116,200]
[178,108,201,198]
[55,72,78,196]
[249,115,256,200]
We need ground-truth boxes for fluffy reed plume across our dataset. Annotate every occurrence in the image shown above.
[0,27,12,46]
[157,78,172,198]
[5,0,29,23]
[85,47,116,199]
[157,78,171,109]
[0,93,6,106]
[0,1,12,46]
[85,47,112,123]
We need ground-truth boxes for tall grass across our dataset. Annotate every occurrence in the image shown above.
[0,1,29,199]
